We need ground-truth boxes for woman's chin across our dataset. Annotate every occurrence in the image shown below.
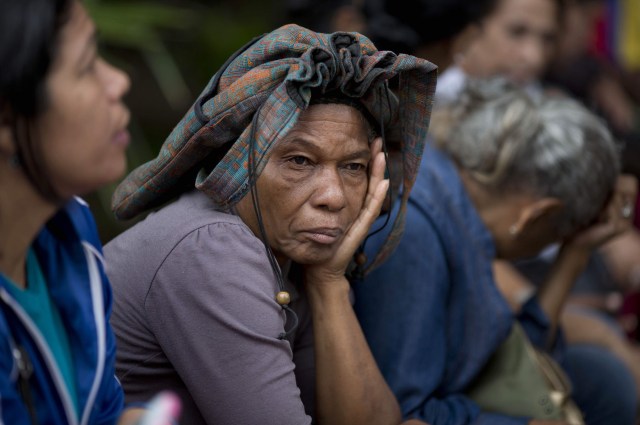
[287,246,336,266]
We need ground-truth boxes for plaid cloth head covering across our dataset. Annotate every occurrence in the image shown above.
[112,24,437,274]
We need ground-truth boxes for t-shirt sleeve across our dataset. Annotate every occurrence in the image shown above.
[144,221,311,425]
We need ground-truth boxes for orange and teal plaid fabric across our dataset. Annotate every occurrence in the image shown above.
[112,24,437,273]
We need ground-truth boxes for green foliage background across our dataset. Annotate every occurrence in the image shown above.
[85,0,285,242]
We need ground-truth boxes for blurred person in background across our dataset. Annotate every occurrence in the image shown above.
[544,0,640,172]
[283,0,367,33]
[363,0,498,71]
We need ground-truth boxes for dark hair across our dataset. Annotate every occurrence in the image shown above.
[1,0,73,116]
[364,0,499,53]
[284,0,352,32]
[0,0,73,201]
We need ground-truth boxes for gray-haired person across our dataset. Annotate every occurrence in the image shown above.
[353,79,638,425]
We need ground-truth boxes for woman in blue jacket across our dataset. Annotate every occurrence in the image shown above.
[0,1,143,423]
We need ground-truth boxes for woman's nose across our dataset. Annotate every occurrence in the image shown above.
[519,37,546,74]
[101,58,131,101]
[312,167,347,212]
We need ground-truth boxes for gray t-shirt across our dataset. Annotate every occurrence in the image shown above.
[105,190,315,425]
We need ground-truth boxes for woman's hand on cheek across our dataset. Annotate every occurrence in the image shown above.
[565,174,638,254]
[305,137,389,285]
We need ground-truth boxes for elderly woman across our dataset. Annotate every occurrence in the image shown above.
[0,0,156,423]
[353,80,636,425]
[104,24,437,425]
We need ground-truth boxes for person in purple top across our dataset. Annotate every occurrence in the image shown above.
[104,24,438,425]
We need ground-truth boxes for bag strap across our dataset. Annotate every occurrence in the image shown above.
[519,328,571,393]
[516,324,585,425]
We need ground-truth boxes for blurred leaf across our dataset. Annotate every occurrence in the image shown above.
[87,1,196,108]
[84,0,277,242]
[86,2,195,32]
[143,46,192,109]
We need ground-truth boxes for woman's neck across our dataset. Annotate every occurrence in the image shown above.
[458,171,522,257]
[0,168,58,288]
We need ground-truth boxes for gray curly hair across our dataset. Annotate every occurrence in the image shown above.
[433,78,620,238]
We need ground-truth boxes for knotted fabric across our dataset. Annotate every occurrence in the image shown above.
[111,24,437,274]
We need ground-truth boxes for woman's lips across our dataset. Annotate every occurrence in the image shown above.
[301,228,343,245]
[112,129,130,147]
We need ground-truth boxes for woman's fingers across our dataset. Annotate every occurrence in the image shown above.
[337,178,389,261]
[616,174,638,196]
[306,178,389,281]
[364,138,386,207]
[370,137,383,169]
[569,175,638,250]
[615,174,637,221]
[340,138,387,262]
[306,139,388,278]
[605,175,637,234]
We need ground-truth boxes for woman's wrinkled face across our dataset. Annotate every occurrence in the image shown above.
[236,103,371,265]
[461,0,558,85]
[34,1,130,198]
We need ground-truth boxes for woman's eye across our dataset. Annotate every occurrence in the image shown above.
[345,163,366,172]
[542,32,557,46]
[289,156,310,166]
[86,60,97,73]
[507,25,527,39]
[81,56,98,76]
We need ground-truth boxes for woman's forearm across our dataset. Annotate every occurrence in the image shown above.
[305,277,401,425]
[536,246,590,341]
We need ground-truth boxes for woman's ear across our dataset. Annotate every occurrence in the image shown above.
[512,197,564,235]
